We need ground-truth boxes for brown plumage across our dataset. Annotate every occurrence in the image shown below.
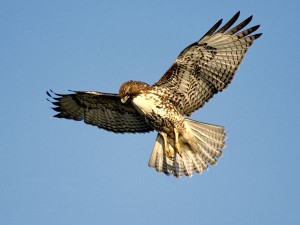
[47,12,262,177]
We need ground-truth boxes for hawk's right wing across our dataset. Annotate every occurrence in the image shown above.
[154,12,262,116]
[47,90,153,133]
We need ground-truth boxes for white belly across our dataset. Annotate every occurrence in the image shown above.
[132,93,163,116]
[132,92,185,134]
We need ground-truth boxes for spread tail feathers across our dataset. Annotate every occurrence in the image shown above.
[148,118,226,177]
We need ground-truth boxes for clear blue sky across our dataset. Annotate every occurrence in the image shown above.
[1,1,300,224]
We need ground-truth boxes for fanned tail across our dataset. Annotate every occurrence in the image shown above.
[148,118,226,177]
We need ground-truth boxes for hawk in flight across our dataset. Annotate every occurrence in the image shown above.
[47,12,262,177]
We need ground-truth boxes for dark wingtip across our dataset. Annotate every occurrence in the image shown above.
[46,89,58,98]
[254,33,263,39]
[243,15,254,26]
[216,11,241,33]
[47,90,62,112]
[230,11,241,22]
[235,11,241,18]
[52,107,61,112]
[251,24,260,33]
[46,90,54,103]
[198,18,223,42]
[53,113,64,118]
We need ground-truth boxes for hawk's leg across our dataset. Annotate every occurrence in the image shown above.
[174,128,182,156]
[160,132,174,159]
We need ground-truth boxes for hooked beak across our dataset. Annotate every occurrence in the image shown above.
[121,95,130,104]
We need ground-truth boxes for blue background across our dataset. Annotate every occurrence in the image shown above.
[1,1,300,224]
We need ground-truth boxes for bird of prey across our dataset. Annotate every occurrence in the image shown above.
[47,12,262,177]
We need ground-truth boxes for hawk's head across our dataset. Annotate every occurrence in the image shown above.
[119,80,150,103]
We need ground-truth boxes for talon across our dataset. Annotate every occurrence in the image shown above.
[174,128,182,156]
[160,132,174,159]
[166,147,174,159]
[175,142,182,157]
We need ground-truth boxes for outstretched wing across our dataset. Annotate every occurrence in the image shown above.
[154,11,262,116]
[47,90,153,133]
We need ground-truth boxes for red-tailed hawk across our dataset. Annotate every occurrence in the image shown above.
[47,12,262,177]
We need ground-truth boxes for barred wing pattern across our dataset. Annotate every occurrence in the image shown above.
[154,11,262,116]
[47,90,153,133]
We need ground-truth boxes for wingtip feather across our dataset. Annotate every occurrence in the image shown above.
[216,11,241,33]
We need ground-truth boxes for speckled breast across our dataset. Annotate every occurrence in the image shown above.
[131,92,185,134]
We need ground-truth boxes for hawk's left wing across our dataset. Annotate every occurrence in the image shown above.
[154,12,262,116]
[47,90,153,133]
